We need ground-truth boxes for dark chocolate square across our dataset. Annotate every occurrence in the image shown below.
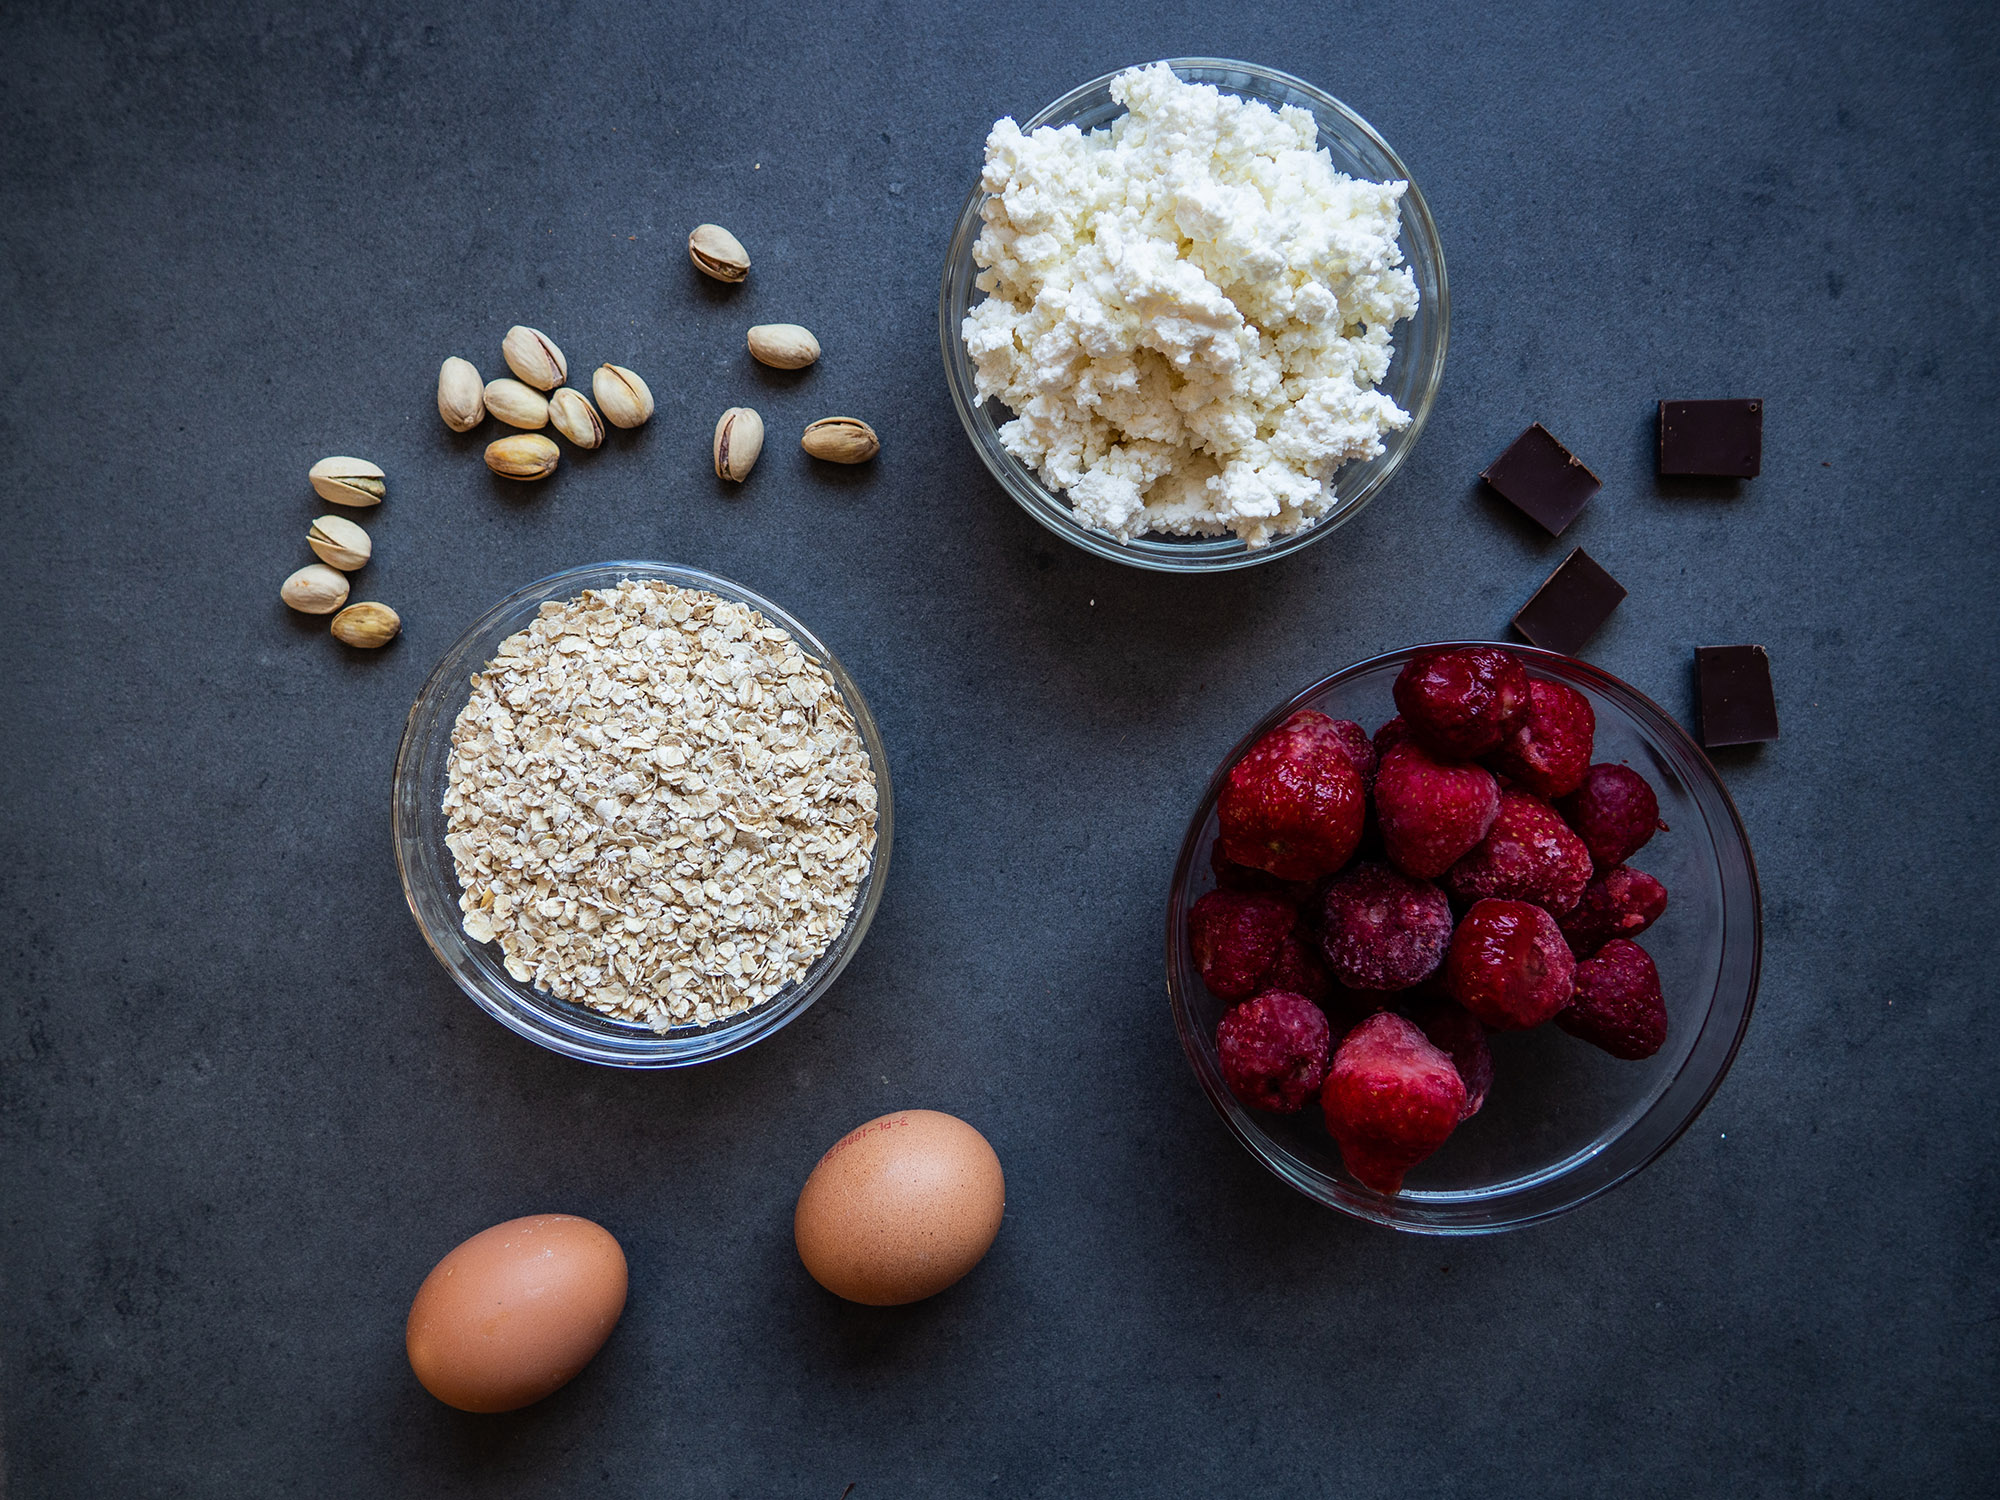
[1696,645,1778,746]
[1481,423,1602,536]
[1659,399,1762,477]
[1511,548,1626,656]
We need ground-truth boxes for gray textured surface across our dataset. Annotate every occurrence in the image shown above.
[2,1,1996,1495]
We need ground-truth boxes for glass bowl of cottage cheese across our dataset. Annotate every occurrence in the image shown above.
[940,59,1448,572]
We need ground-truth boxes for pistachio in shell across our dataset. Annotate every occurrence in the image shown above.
[689,223,750,283]
[501,325,567,390]
[281,563,349,614]
[592,364,655,429]
[548,388,605,449]
[485,433,560,480]
[331,601,401,648]
[309,456,385,506]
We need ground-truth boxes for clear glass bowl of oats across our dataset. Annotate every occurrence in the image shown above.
[393,562,893,1067]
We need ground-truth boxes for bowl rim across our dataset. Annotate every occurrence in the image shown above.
[937,55,1451,573]
[391,560,894,1069]
[1165,642,1763,1233]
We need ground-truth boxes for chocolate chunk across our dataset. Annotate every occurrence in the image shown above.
[1481,423,1602,536]
[1659,399,1762,477]
[1511,548,1626,656]
[1696,645,1778,746]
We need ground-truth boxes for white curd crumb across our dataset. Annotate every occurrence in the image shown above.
[963,63,1419,547]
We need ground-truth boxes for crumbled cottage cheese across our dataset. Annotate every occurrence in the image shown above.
[962,64,1419,547]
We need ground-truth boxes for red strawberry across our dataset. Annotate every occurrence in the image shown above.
[1372,716,1413,758]
[1487,678,1595,799]
[1373,741,1501,879]
[1215,710,1366,881]
[1187,889,1297,1001]
[1557,940,1668,1059]
[1445,788,1594,913]
[1323,717,1379,790]
[1263,929,1332,1006]
[1208,844,1313,905]
[1217,991,1332,1112]
[1407,996,1494,1119]
[1393,646,1533,758]
[1558,764,1667,870]
[1321,1012,1466,1194]
[1317,862,1453,992]
[1445,898,1576,1030]
[1558,866,1669,958]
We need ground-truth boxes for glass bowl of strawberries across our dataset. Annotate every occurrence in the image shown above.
[1165,643,1762,1233]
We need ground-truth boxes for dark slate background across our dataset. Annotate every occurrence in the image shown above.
[3,0,1996,1494]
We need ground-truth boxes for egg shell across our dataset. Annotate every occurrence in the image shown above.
[794,1109,1005,1306]
[405,1214,627,1413]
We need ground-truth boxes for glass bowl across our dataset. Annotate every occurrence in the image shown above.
[939,57,1449,573]
[1166,644,1761,1233]
[393,562,893,1068]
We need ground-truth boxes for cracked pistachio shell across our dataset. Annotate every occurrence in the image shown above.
[747,323,821,369]
[331,601,401,648]
[307,514,371,571]
[280,563,349,614]
[689,223,750,282]
[309,456,385,506]
[592,364,654,429]
[501,325,567,390]
[548,388,605,449]
[485,432,560,480]
[483,378,549,430]
[437,357,485,432]
[713,407,764,482]
[800,417,879,464]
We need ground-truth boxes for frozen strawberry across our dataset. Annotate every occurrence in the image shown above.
[1373,741,1501,879]
[1326,717,1383,858]
[1407,997,1494,1119]
[1215,710,1366,881]
[1317,862,1453,992]
[1393,646,1533,758]
[1217,991,1332,1112]
[1209,845,1313,905]
[1264,929,1332,1006]
[1372,716,1413,757]
[1187,889,1298,1001]
[1557,940,1668,1059]
[1445,897,1576,1030]
[1445,788,1593,913]
[1323,717,1379,790]
[1321,1012,1466,1194]
[1487,678,1595,799]
[1558,866,1669,958]
[1558,763,1667,870]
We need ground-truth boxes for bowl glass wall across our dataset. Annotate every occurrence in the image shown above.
[393,562,893,1068]
[1166,645,1761,1232]
[939,58,1449,572]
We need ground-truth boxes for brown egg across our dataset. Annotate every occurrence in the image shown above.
[794,1109,1005,1306]
[405,1214,627,1413]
